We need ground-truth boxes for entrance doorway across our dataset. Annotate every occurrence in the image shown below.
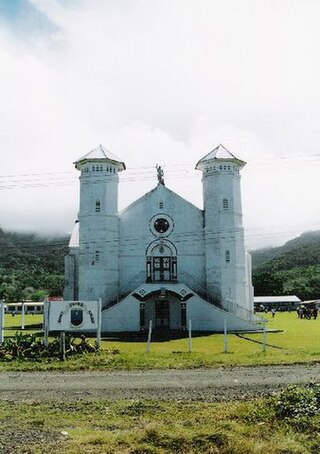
[155,301,169,329]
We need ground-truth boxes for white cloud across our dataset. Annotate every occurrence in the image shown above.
[1,0,320,247]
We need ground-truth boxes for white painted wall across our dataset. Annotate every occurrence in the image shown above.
[101,289,260,333]
[65,150,255,332]
[187,294,259,332]
[200,161,251,311]
[119,184,205,293]
[102,295,140,332]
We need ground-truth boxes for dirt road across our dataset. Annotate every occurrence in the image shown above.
[1,363,319,402]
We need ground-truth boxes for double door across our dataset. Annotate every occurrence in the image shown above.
[155,301,169,329]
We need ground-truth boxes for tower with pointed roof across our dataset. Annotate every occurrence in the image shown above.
[71,145,126,302]
[196,144,252,311]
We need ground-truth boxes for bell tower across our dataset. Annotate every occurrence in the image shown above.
[196,144,252,311]
[75,145,126,304]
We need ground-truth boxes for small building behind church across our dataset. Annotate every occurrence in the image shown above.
[64,144,261,333]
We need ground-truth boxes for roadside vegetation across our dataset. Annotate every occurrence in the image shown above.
[1,384,319,453]
[1,312,320,372]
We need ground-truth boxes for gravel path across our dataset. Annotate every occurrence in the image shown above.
[1,363,319,402]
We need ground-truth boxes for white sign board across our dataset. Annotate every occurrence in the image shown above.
[48,300,100,332]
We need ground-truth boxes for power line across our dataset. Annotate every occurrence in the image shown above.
[1,152,320,181]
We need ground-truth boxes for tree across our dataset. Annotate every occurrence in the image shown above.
[0,282,21,303]
[252,271,284,296]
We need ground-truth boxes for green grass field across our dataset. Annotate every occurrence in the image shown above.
[1,311,320,371]
[1,314,320,453]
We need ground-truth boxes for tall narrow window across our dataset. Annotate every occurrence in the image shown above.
[95,250,100,262]
[95,200,101,213]
[225,250,230,263]
[223,198,229,210]
[159,202,164,209]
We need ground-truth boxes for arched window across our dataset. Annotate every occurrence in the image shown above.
[95,200,101,213]
[225,250,230,263]
[146,240,177,282]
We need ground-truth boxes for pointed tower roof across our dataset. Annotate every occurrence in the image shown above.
[74,145,126,171]
[195,144,246,170]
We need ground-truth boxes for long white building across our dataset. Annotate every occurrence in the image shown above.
[64,144,259,333]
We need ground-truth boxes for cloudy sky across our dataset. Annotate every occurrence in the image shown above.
[1,0,320,249]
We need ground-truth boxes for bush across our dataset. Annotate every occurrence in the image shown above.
[274,384,320,419]
[0,332,98,361]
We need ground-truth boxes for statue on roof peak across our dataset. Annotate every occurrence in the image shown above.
[156,164,165,186]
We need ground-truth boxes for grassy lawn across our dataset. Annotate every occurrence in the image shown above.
[1,392,320,453]
[1,312,320,371]
[1,315,320,453]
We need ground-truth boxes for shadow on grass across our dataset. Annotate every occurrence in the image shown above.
[101,330,219,343]
[4,324,43,331]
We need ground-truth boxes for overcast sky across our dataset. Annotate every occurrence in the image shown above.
[1,0,320,249]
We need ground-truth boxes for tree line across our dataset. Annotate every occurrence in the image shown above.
[1,228,320,303]
[0,228,68,303]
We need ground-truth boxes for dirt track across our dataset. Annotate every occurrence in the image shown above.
[1,363,319,402]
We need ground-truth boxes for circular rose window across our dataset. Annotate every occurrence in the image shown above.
[150,214,174,236]
[154,218,170,233]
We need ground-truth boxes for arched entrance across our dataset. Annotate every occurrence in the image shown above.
[146,240,177,282]
[134,287,194,337]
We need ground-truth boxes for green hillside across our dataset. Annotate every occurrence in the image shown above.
[0,229,69,303]
[1,228,319,303]
[251,231,320,300]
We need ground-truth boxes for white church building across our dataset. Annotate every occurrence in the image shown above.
[64,144,260,334]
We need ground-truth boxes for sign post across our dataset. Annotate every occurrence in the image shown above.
[0,301,4,344]
[96,298,102,348]
[60,331,66,361]
[146,320,152,353]
[43,298,49,347]
[262,319,267,352]
[223,318,228,353]
[21,302,25,330]
[188,319,192,353]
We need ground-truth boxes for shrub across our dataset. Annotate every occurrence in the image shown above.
[274,384,320,419]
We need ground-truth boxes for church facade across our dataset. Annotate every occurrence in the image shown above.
[64,144,259,333]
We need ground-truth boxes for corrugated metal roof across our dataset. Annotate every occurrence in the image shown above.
[254,295,301,303]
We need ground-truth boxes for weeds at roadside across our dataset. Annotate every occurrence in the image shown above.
[1,384,319,453]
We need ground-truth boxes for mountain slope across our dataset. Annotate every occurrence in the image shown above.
[0,229,69,302]
[251,231,320,300]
